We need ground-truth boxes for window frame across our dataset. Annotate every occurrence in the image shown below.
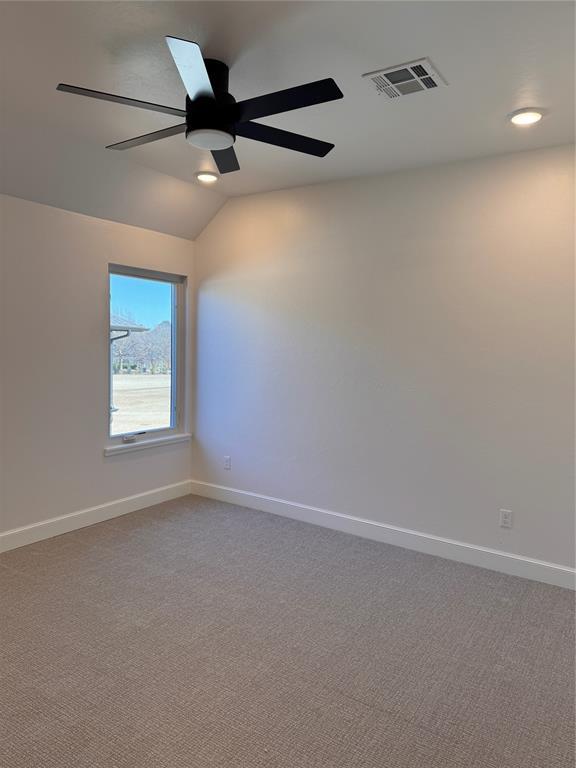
[107,264,187,447]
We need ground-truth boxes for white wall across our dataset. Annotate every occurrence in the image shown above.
[1,146,573,577]
[0,195,194,534]
[193,145,575,569]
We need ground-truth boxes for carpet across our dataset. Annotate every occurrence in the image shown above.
[1,495,574,767]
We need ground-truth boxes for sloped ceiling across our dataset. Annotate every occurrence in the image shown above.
[0,2,573,239]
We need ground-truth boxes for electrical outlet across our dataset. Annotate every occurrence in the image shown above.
[499,509,513,529]
[224,455,231,470]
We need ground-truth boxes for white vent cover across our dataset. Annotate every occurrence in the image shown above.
[362,57,448,100]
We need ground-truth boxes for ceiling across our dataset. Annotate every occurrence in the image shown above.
[1,1,573,239]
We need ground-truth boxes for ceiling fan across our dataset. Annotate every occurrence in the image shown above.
[57,36,343,174]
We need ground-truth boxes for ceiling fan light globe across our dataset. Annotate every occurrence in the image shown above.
[186,128,235,150]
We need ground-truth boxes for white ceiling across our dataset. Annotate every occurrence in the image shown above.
[1,1,573,239]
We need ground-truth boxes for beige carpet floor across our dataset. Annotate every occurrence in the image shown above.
[1,495,574,767]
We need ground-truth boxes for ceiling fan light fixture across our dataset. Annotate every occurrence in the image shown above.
[195,171,219,184]
[509,108,543,126]
[186,128,235,150]
[57,36,343,175]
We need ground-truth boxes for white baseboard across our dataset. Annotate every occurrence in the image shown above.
[0,480,193,553]
[189,479,575,590]
[3,477,573,590]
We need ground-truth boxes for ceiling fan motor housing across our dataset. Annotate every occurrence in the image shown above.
[185,59,237,149]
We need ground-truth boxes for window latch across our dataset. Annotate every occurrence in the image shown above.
[122,432,145,444]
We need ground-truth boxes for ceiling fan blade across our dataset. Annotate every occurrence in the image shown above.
[165,36,214,101]
[56,84,185,117]
[106,123,187,150]
[211,146,240,174]
[235,78,343,123]
[235,122,334,157]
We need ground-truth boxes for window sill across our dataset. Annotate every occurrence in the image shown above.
[104,432,192,457]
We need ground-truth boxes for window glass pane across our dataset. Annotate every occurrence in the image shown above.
[110,274,174,435]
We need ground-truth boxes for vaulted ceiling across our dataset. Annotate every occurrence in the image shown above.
[1,2,573,239]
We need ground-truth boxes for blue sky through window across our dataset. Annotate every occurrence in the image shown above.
[110,274,172,329]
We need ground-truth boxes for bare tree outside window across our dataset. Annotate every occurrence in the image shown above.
[109,272,177,436]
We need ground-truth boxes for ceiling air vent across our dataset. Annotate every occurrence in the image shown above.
[363,57,447,100]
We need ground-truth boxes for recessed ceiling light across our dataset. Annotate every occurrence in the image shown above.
[509,108,544,126]
[195,171,219,184]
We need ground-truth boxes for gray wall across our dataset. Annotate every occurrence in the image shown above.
[0,196,194,533]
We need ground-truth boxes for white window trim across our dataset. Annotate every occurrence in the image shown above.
[105,264,189,455]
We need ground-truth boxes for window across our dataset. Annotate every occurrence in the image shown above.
[108,265,186,441]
